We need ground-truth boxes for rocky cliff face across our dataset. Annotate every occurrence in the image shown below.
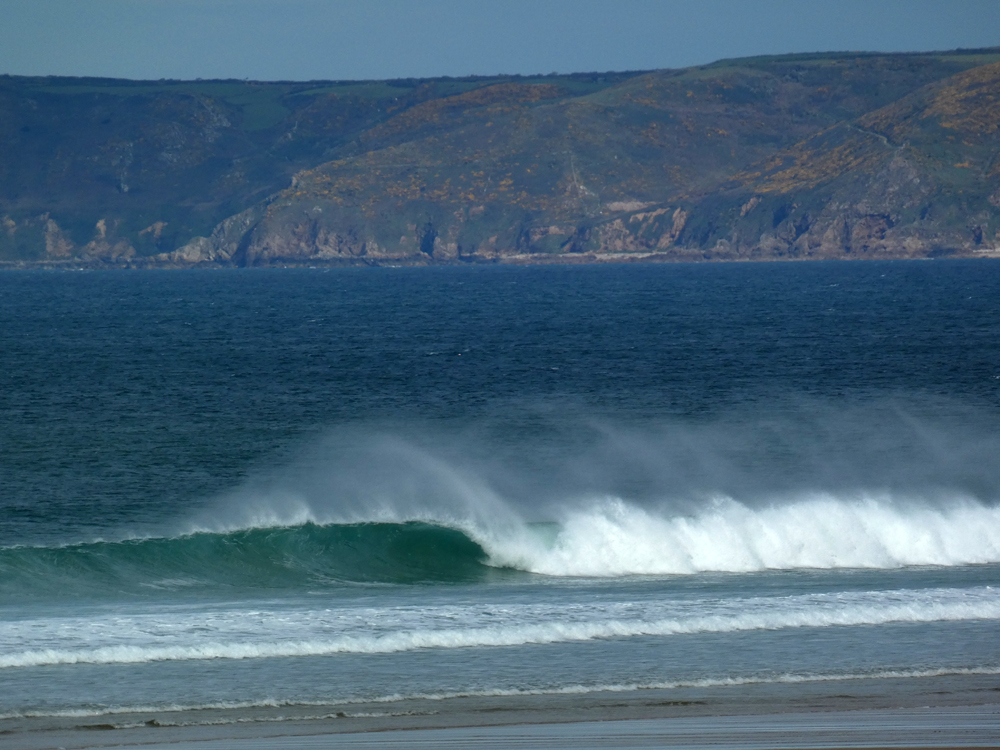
[703,62,1000,260]
[2,50,999,267]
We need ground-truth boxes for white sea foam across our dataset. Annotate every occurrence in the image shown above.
[178,491,1000,578]
[175,417,1000,580]
[477,495,1000,576]
[2,586,997,669]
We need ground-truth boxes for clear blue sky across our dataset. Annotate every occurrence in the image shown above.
[2,0,999,81]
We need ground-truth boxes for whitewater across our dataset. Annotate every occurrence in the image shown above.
[4,494,1000,596]
[2,584,998,669]
[2,262,999,736]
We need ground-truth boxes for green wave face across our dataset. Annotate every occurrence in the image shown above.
[0,523,506,602]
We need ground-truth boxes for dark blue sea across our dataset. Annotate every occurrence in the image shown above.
[1,262,999,734]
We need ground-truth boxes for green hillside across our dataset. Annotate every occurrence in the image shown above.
[1,49,998,266]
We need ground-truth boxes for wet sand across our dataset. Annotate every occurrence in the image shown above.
[5,674,999,750]
[10,706,1000,750]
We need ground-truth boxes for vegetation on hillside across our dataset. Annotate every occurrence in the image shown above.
[1,49,998,266]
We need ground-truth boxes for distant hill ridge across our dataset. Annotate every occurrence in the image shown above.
[2,48,999,267]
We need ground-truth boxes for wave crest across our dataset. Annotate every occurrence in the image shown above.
[484,496,1000,576]
[3,496,999,601]
[0,522,494,601]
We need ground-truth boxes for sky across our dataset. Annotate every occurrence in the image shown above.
[1,0,999,82]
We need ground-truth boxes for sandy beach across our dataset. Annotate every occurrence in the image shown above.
[6,674,998,750]
[10,705,999,750]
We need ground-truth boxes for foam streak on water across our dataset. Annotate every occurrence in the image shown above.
[2,585,997,668]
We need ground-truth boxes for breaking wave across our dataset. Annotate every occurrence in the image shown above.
[2,495,999,601]
[0,522,493,599]
[490,495,1000,576]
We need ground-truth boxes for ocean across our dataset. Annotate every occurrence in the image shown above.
[1,261,999,740]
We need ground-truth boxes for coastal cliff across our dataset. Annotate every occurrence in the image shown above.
[2,49,999,267]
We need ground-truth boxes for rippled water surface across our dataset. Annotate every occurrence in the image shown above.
[1,261,999,726]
